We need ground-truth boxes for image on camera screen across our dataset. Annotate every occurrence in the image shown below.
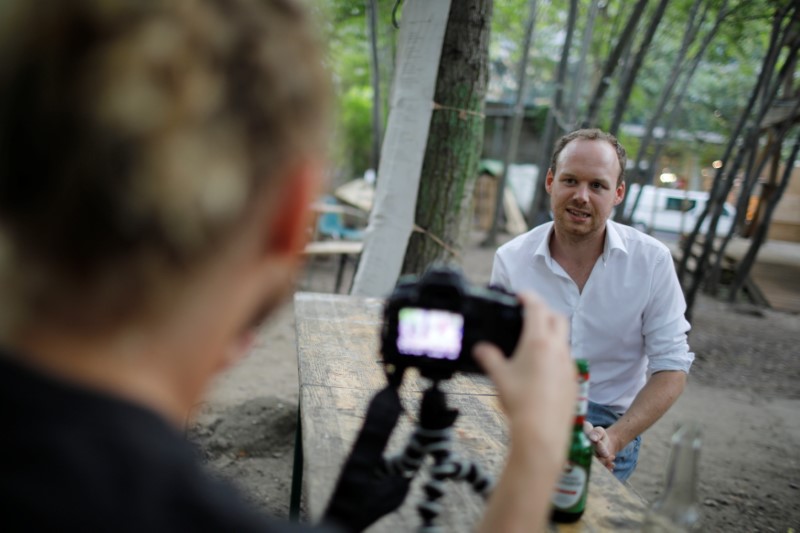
[396,307,464,361]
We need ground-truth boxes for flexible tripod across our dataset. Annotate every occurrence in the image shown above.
[382,381,494,533]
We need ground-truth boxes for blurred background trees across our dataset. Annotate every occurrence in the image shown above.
[320,0,799,313]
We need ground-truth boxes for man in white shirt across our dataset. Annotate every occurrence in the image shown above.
[491,129,693,482]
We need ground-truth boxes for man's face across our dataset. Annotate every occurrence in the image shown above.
[546,139,625,241]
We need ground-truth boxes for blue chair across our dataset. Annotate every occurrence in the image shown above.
[316,196,364,241]
[305,196,365,293]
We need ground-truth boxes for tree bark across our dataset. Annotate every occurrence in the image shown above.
[401,0,493,274]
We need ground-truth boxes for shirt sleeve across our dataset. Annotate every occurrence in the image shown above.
[490,251,510,289]
[642,248,694,375]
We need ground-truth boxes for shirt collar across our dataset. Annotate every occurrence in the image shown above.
[602,220,628,263]
[532,221,629,265]
[532,223,555,261]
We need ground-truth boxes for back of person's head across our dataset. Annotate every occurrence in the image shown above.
[0,0,330,335]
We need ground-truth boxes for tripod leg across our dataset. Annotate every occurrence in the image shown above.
[438,456,493,499]
[417,449,450,533]
[383,431,426,477]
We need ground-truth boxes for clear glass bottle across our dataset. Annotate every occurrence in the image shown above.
[642,423,702,532]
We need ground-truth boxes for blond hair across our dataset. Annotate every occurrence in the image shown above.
[0,0,330,332]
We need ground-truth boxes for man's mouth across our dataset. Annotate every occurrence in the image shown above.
[566,208,591,219]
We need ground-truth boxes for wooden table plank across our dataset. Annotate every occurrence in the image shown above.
[295,293,648,532]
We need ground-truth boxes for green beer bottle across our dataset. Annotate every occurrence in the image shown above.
[551,359,592,523]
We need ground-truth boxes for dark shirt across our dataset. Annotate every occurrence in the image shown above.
[0,352,324,532]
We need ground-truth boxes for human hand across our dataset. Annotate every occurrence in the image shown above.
[582,420,618,471]
[473,292,576,453]
[322,386,411,532]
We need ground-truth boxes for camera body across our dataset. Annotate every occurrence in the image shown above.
[381,267,523,380]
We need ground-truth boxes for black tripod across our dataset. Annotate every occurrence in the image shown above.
[382,381,494,532]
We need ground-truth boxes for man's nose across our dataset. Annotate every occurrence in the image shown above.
[572,184,589,203]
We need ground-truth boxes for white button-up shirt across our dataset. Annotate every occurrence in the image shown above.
[491,220,693,413]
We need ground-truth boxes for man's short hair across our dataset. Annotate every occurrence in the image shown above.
[0,0,330,332]
[549,129,627,186]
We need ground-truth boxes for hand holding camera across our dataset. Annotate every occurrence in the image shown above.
[381,267,524,380]
[327,267,576,532]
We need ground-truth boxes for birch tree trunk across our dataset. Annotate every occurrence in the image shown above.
[350,0,452,297]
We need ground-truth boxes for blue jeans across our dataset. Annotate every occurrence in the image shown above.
[587,401,641,483]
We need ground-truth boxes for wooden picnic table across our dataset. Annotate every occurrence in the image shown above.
[292,292,648,532]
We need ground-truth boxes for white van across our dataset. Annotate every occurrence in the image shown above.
[623,184,737,235]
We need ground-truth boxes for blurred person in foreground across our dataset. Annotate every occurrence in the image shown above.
[491,129,694,482]
[0,0,576,531]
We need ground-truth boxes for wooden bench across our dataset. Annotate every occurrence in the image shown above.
[291,293,648,532]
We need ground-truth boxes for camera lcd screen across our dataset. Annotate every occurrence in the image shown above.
[396,307,464,361]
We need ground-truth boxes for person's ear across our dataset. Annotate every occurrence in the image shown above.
[614,180,626,206]
[545,168,555,194]
[264,161,323,257]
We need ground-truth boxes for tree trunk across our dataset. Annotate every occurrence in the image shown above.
[677,5,790,285]
[616,0,714,222]
[366,0,382,171]
[401,0,493,274]
[682,20,799,318]
[706,129,778,294]
[728,134,800,302]
[350,0,452,297]
[527,0,580,227]
[582,0,650,128]
[565,0,601,126]
[707,91,800,294]
[608,0,670,136]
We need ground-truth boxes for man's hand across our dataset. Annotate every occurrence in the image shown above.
[583,371,687,475]
[473,292,577,533]
[583,421,619,471]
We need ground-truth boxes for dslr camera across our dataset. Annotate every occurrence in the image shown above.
[381,267,523,380]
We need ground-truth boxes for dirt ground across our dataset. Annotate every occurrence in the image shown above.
[189,231,800,532]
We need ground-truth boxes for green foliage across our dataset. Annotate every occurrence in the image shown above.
[339,85,374,177]
[317,0,397,182]
[321,0,784,190]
